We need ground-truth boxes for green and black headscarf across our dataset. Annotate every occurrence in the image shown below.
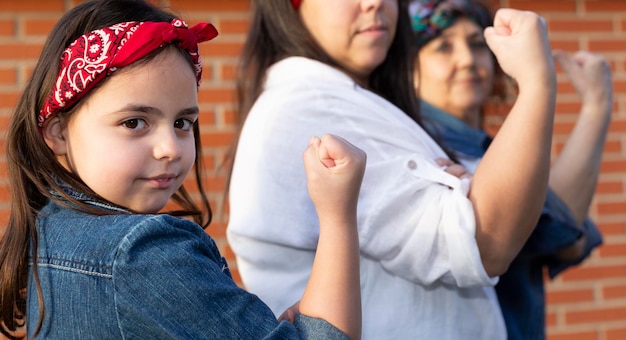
[409,0,492,48]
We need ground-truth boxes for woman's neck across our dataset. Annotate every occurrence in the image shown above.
[448,105,482,129]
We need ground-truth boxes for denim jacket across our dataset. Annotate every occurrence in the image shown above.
[421,101,603,340]
[27,183,348,339]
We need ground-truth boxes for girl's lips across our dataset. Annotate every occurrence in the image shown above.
[147,175,177,189]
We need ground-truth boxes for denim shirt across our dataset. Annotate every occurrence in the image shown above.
[421,101,603,340]
[27,183,348,339]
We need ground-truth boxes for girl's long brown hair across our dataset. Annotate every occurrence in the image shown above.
[0,0,212,338]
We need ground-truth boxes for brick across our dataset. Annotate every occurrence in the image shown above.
[612,80,626,93]
[599,242,626,257]
[549,19,614,33]
[595,179,624,194]
[0,210,9,227]
[0,92,20,109]
[603,283,626,299]
[222,108,237,126]
[553,121,575,134]
[200,130,235,148]
[0,43,43,59]
[220,63,237,82]
[0,182,10,201]
[560,264,626,281]
[0,68,17,86]
[585,1,626,12]
[199,109,216,125]
[588,39,626,52]
[597,201,626,214]
[0,115,12,131]
[0,19,15,36]
[566,305,626,324]
[208,222,227,239]
[555,102,584,114]
[556,81,577,94]
[547,287,595,304]
[597,221,625,235]
[0,1,64,11]
[208,175,227,192]
[200,41,243,58]
[550,40,581,51]
[200,64,214,82]
[198,87,235,103]
[508,0,577,12]
[606,326,626,340]
[23,18,58,36]
[218,18,250,35]
[546,310,557,326]
[601,140,622,154]
[200,154,216,170]
[169,0,250,12]
[607,119,626,133]
[547,330,599,340]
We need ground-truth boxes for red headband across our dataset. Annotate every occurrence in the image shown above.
[38,19,218,128]
[292,0,301,9]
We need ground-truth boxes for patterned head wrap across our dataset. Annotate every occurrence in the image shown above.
[39,19,218,128]
[409,0,491,48]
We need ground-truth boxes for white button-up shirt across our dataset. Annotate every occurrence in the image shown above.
[227,57,506,340]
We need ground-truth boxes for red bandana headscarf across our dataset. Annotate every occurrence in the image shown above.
[38,18,218,128]
[292,0,301,9]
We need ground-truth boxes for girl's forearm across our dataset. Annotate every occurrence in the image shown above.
[299,214,361,339]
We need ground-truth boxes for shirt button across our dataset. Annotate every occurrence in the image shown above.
[407,160,417,170]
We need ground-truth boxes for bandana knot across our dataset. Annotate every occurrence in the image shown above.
[39,18,218,128]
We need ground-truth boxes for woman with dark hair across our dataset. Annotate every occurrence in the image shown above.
[410,0,609,338]
[228,0,558,338]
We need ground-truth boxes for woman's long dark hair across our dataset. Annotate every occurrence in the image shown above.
[226,0,425,192]
[0,0,212,338]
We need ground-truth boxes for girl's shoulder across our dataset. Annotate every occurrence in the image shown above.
[37,202,218,273]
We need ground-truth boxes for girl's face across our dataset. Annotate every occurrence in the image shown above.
[300,0,398,87]
[51,49,198,214]
[414,18,494,125]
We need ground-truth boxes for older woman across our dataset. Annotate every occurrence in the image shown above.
[410,0,609,339]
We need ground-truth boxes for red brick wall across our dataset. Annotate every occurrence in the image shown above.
[0,1,624,339]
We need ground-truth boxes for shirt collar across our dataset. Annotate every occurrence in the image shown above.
[420,100,492,158]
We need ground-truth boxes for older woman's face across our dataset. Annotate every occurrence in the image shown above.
[299,0,398,87]
[414,18,494,124]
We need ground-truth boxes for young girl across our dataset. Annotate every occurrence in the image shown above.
[0,0,364,339]
[228,0,556,339]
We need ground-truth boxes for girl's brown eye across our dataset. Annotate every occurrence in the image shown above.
[174,118,194,131]
[123,119,139,129]
[122,119,147,130]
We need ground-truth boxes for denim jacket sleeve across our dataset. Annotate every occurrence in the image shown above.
[112,214,348,339]
[520,188,603,278]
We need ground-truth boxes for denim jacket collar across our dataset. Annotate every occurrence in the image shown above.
[420,100,492,158]
[50,176,130,214]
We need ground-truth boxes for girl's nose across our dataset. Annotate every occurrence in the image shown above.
[153,128,182,161]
